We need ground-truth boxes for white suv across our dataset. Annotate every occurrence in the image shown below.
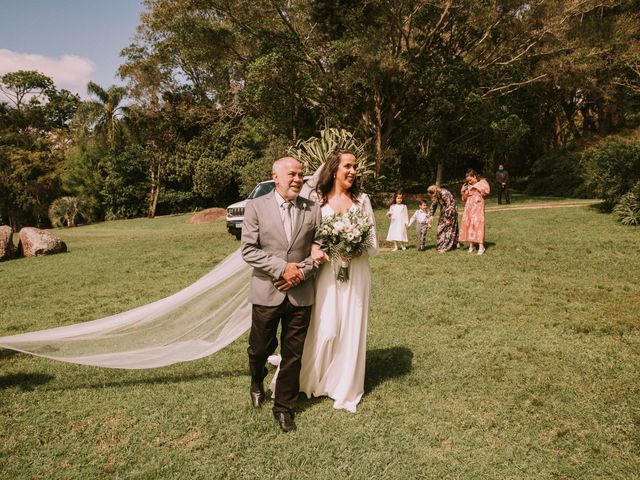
[226,176,313,240]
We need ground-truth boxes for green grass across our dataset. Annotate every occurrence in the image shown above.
[1,198,639,479]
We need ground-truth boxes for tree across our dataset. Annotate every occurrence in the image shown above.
[118,0,640,193]
[0,70,54,111]
[125,105,180,218]
[0,146,63,228]
[44,89,81,128]
[0,72,80,228]
[48,196,94,227]
[74,81,129,148]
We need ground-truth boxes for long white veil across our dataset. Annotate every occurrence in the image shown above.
[0,250,252,368]
[0,166,325,369]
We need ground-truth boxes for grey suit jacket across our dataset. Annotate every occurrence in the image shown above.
[241,190,322,307]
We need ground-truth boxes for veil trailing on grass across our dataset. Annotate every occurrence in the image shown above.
[0,250,252,369]
[0,166,325,369]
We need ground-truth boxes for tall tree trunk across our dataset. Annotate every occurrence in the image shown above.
[374,92,384,176]
[598,104,613,134]
[435,161,444,186]
[148,162,161,219]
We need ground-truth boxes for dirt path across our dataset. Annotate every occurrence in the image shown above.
[485,200,597,212]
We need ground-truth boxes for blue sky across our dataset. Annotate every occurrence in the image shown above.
[0,0,145,98]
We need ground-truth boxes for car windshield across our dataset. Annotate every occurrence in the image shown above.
[248,181,276,199]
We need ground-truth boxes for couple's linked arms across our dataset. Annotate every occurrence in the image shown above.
[273,244,329,291]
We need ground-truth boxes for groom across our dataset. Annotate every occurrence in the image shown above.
[240,156,322,433]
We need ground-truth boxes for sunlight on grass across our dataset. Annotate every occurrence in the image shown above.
[1,200,639,479]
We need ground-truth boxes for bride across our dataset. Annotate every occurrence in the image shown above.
[269,150,378,413]
[0,150,377,414]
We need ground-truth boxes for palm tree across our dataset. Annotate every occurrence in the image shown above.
[289,126,376,188]
[48,196,94,228]
[75,81,129,147]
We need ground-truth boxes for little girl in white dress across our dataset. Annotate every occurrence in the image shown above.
[386,192,409,251]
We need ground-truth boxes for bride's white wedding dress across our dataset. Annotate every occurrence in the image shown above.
[270,193,378,412]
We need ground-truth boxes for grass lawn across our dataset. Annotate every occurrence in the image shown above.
[1,197,639,479]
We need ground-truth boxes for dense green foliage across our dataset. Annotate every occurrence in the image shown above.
[48,196,94,228]
[0,72,80,228]
[582,137,640,209]
[613,181,640,225]
[526,150,588,198]
[1,200,639,478]
[2,1,640,227]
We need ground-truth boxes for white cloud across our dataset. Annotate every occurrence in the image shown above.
[0,49,95,98]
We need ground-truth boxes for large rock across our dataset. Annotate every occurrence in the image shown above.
[187,208,227,224]
[18,227,67,257]
[0,225,14,261]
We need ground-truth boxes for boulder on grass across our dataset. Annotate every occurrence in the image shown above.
[0,225,14,261]
[18,227,67,257]
[187,208,227,224]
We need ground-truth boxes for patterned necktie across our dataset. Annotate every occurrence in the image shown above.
[282,201,293,243]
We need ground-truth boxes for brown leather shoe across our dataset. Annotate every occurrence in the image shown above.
[273,411,296,433]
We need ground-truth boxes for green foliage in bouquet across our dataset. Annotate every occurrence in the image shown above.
[317,209,374,282]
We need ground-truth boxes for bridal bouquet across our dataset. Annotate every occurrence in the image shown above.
[317,209,374,282]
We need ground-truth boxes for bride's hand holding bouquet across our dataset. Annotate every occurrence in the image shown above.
[317,209,374,282]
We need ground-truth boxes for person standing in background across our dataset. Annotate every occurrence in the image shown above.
[495,164,510,205]
[386,192,409,251]
[460,169,490,255]
[427,185,459,254]
[407,199,432,251]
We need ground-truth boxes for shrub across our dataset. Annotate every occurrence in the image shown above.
[48,196,94,227]
[155,189,202,215]
[582,138,640,209]
[526,150,588,198]
[289,125,376,189]
[101,146,148,220]
[613,181,640,226]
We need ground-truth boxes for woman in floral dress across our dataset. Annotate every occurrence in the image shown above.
[427,185,459,253]
[459,169,490,255]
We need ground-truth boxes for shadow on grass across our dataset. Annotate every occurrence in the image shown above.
[0,349,20,360]
[296,394,327,413]
[588,202,609,214]
[456,241,497,251]
[365,346,413,393]
[295,347,414,413]
[0,372,54,391]
[56,367,247,391]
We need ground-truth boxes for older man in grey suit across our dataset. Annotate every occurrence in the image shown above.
[241,157,322,433]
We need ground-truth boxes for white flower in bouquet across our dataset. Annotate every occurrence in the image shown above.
[317,209,374,282]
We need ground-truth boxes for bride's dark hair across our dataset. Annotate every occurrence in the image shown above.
[315,149,360,205]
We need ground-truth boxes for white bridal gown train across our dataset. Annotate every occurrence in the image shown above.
[270,193,378,412]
